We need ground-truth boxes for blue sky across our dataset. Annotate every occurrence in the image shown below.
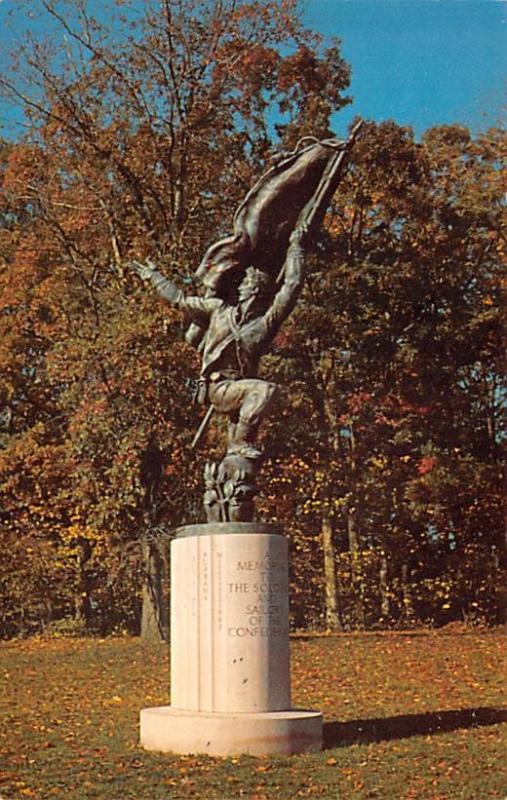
[303,0,506,136]
[0,0,505,139]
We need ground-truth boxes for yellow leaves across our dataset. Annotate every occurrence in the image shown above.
[60,523,105,545]
[102,695,123,707]
[111,695,123,704]
[333,496,349,509]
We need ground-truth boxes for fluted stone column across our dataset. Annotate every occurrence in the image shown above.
[140,523,322,757]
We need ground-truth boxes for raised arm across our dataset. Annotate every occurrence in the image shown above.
[129,259,219,324]
[262,225,307,336]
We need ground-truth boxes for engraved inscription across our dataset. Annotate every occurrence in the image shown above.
[225,550,289,638]
[216,550,223,631]
[202,550,209,601]
[228,625,288,637]
[228,582,249,593]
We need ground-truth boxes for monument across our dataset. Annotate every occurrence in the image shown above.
[134,124,362,756]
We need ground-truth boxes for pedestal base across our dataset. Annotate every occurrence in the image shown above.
[169,525,292,714]
[141,523,323,757]
[140,706,323,757]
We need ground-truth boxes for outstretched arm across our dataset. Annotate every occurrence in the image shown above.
[263,224,307,336]
[130,259,183,304]
[128,259,219,324]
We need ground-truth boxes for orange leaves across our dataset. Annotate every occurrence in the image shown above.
[346,391,372,414]
[240,44,279,77]
[277,46,320,93]
[417,455,437,475]
[2,143,43,192]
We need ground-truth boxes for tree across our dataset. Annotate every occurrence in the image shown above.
[260,120,505,629]
[0,0,351,639]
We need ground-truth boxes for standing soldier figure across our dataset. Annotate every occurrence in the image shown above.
[131,224,307,462]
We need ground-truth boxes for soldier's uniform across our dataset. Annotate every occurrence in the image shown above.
[147,235,305,455]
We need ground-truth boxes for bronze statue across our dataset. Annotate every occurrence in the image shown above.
[131,225,307,522]
[129,125,362,522]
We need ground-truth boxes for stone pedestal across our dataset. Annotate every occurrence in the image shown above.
[140,522,322,756]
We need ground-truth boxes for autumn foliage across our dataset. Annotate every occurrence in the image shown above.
[0,1,505,638]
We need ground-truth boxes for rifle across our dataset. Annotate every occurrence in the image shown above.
[191,404,214,449]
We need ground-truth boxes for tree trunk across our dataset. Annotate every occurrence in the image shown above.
[321,508,342,631]
[74,537,93,629]
[140,533,168,643]
[347,505,360,554]
[400,562,414,625]
[379,552,390,619]
[347,505,366,629]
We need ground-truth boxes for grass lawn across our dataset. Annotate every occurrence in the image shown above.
[1,629,505,799]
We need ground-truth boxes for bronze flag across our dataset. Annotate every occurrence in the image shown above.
[195,123,362,297]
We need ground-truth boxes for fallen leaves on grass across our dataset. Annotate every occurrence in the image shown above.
[0,631,505,800]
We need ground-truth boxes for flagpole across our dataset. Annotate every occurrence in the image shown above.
[276,120,363,284]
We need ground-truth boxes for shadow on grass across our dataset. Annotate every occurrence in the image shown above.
[323,707,507,748]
